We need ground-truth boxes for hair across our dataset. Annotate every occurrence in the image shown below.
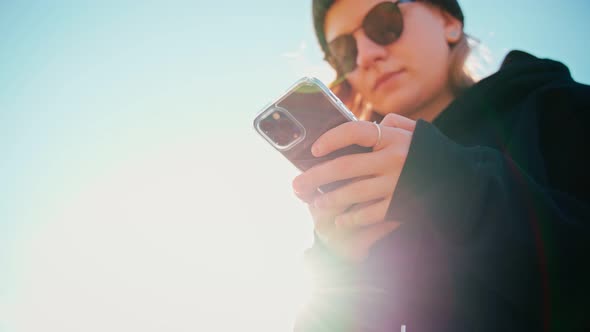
[313,0,475,121]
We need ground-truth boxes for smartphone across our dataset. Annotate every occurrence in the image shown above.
[253,77,371,192]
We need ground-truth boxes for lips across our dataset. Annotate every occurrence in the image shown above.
[373,70,405,91]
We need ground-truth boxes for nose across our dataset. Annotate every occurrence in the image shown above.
[354,30,388,70]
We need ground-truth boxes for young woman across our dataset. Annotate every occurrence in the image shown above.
[292,0,590,331]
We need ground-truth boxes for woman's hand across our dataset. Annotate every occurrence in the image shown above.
[307,202,402,263]
[294,113,416,227]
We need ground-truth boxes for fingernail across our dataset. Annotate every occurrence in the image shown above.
[292,178,303,193]
[311,144,321,157]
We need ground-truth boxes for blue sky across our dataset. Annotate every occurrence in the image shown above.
[1,1,589,331]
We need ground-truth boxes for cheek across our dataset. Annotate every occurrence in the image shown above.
[413,44,451,97]
[372,46,451,115]
[405,24,451,84]
[393,8,452,85]
[394,28,451,97]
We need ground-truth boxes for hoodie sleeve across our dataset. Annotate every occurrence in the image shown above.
[385,110,590,329]
[292,232,364,332]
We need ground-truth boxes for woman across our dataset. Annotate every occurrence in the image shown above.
[293,0,590,331]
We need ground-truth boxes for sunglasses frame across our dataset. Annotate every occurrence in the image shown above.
[325,0,416,76]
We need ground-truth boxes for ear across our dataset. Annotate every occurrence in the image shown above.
[440,10,463,44]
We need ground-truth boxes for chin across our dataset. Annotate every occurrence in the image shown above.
[373,93,419,119]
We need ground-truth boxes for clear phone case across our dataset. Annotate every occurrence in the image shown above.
[253,77,371,192]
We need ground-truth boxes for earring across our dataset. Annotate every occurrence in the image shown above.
[449,30,460,39]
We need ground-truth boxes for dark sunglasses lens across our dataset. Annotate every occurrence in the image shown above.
[328,35,358,74]
[364,2,403,45]
[326,2,404,75]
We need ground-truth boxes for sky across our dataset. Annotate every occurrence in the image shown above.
[1,1,589,331]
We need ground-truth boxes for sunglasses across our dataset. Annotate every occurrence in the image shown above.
[326,0,416,76]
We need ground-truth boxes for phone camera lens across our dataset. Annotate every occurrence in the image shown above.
[261,108,303,148]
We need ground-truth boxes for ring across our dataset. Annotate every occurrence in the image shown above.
[372,121,382,149]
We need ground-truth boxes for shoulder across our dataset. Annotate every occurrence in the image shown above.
[490,51,590,198]
[476,50,581,96]
[460,50,590,116]
[436,50,589,183]
[484,50,590,135]
[498,50,565,71]
[435,50,589,136]
[495,50,590,118]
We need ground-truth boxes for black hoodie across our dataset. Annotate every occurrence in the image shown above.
[295,51,590,332]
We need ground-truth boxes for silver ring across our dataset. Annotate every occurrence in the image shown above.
[372,121,382,149]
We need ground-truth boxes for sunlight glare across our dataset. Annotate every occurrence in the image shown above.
[6,132,314,332]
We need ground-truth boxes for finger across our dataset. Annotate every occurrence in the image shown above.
[294,187,319,204]
[311,121,381,157]
[293,151,381,195]
[311,204,357,243]
[308,203,351,221]
[313,176,391,210]
[380,113,416,132]
[335,199,390,227]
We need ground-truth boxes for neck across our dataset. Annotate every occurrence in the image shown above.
[409,87,455,122]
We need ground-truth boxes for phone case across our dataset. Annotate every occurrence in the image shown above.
[253,77,371,192]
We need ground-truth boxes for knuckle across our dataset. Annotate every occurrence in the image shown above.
[351,210,365,226]
[333,157,354,175]
[382,146,404,165]
[364,205,381,224]
[353,180,373,199]
[391,127,405,137]
[384,113,398,122]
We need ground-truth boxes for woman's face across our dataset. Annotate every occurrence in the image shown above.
[324,0,461,119]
